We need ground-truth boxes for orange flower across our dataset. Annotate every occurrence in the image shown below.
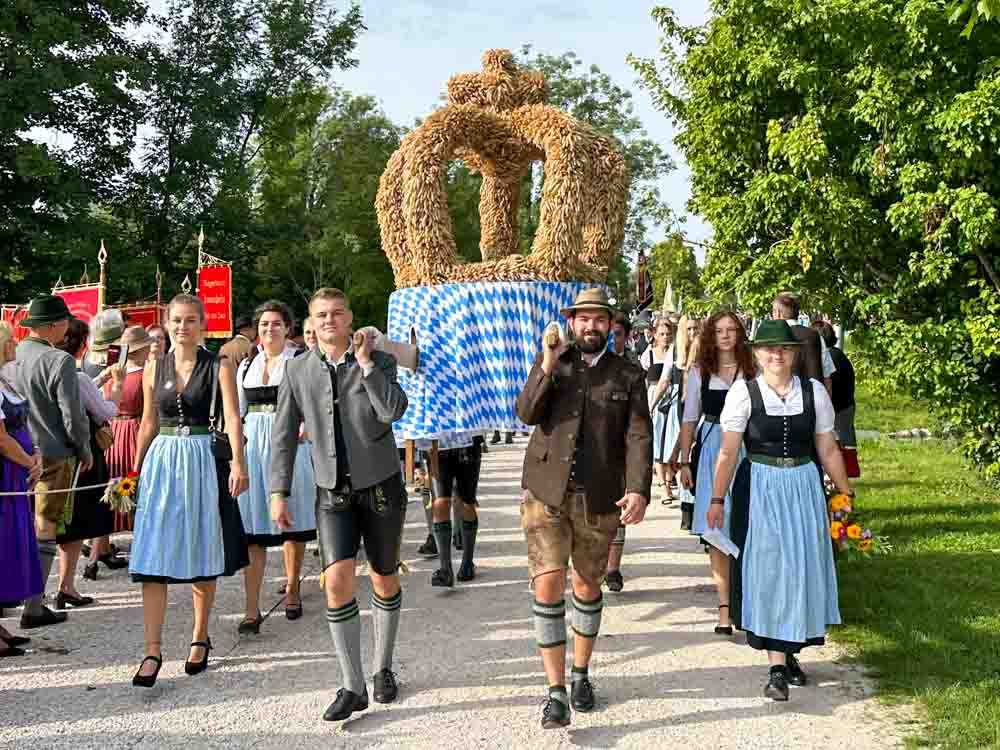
[829,494,851,513]
[830,521,845,540]
[846,524,863,540]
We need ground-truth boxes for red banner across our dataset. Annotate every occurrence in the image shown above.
[1,305,31,341]
[197,264,232,339]
[120,304,165,329]
[54,285,102,326]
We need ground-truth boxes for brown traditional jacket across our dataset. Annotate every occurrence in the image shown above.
[516,347,653,514]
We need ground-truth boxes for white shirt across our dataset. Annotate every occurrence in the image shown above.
[789,322,836,378]
[237,344,299,417]
[720,375,835,435]
[639,346,666,371]
[683,366,740,423]
[77,372,118,423]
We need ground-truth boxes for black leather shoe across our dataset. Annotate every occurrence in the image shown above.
[184,639,212,675]
[605,570,624,593]
[490,431,501,445]
[417,534,437,557]
[431,568,454,588]
[20,606,67,629]
[54,591,94,610]
[373,668,398,703]
[541,696,571,729]
[456,561,476,582]
[285,602,303,621]
[99,553,129,570]
[237,612,262,635]
[787,655,807,687]
[82,562,99,581]
[0,646,25,658]
[764,667,790,701]
[715,604,734,636]
[0,634,29,648]
[571,677,595,712]
[132,655,163,687]
[323,688,369,721]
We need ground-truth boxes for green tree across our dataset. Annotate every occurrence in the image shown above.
[631,5,1000,483]
[254,87,403,328]
[111,0,364,307]
[950,0,1000,36]
[649,234,705,314]
[0,0,151,300]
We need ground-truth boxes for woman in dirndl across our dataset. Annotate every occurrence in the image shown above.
[677,311,754,635]
[129,294,249,688]
[237,300,316,633]
[641,317,677,502]
[0,322,43,656]
[710,319,852,702]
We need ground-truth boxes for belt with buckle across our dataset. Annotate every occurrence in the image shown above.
[703,415,720,424]
[159,425,210,437]
[247,404,277,414]
[749,453,811,468]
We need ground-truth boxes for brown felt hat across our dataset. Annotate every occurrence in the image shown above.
[560,288,616,318]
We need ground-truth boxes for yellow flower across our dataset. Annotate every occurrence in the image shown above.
[119,478,136,496]
[846,524,863,540]
[829,494,850,513]
[859,539,874,553]
[830,521,845,540]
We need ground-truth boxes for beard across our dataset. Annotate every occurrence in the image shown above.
[576,330,608,354]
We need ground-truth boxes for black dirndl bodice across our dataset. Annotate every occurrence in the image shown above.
[156,348,215,427]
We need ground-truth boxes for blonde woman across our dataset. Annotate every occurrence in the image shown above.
[640,318,676,501]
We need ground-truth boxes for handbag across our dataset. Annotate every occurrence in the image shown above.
[208,357,243,462]
[94,423,115,452]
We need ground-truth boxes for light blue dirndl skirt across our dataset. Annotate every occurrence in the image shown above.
[238,412,316,542]
[130,434,226,581]
[690,420,744,536]
[740,462,841,644]
[652,385,680,463]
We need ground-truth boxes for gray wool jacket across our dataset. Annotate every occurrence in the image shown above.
[269,347,407,494]
[15,337,92,463]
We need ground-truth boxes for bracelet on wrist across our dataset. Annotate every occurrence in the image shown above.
[710,497,725,505]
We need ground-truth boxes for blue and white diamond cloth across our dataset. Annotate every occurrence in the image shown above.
[387,281,604,441]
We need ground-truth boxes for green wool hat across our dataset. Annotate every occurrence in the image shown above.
[22,295,74,328]
[751,319,803,347]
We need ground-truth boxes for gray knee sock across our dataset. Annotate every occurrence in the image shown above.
[326,600,365,695]
[460,518,478,568]
[533,599,566,649]
[571,593,604,639]
[371,589,402,673]
[25,540,58,616]
[433,521,453,572]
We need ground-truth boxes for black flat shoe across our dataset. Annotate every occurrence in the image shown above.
[237,612,262,635]
[787,654,807,687]
[456,561,476,582]
[417,534,437,558]
[83,562,99,581]
[0,646,26,658]
[715,604,733,636]
[1,634,30,648]
[184,639,211,675]
[373,668,398,703]
[54,591,94,610]
[571,677,596,712]
[132,655,163,687]
[431,568,454,588]
[541,696,571,729]
[764,667,790,702]
[323,688,369,721]
[20,606,67,629]
[285,602,303,621]
[99,553,129,570]
[605,570,624,593]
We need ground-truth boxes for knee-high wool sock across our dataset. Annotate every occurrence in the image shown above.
[433,521,453,572]
[327,600,365,695]
[371,590,402,673]
[460,519,478,568]
[533,599,566,650]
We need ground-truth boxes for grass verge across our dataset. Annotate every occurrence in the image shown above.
[834,438,1000,748]
[853,380,932,433]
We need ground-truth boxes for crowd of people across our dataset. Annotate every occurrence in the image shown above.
[0,283,860,729]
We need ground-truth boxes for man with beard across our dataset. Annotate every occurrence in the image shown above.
[516,288,653,729]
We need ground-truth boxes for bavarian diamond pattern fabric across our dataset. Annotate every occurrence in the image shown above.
[387,281,601,440]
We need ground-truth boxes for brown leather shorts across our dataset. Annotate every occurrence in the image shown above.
[35,457,77,523]
[520,488,619,584]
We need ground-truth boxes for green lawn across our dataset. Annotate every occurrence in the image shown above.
[834,438,1000,748]
[853,380,932,433]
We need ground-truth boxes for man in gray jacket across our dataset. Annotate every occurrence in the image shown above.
[15,295,93,629]
[270,287,408,722]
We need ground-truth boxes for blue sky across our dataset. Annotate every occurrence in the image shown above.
[144,1,713,249]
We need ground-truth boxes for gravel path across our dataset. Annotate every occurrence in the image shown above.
[1,441,910,749]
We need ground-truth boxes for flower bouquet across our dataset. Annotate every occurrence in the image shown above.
[101,472,139,514]
[828,493,890,557]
